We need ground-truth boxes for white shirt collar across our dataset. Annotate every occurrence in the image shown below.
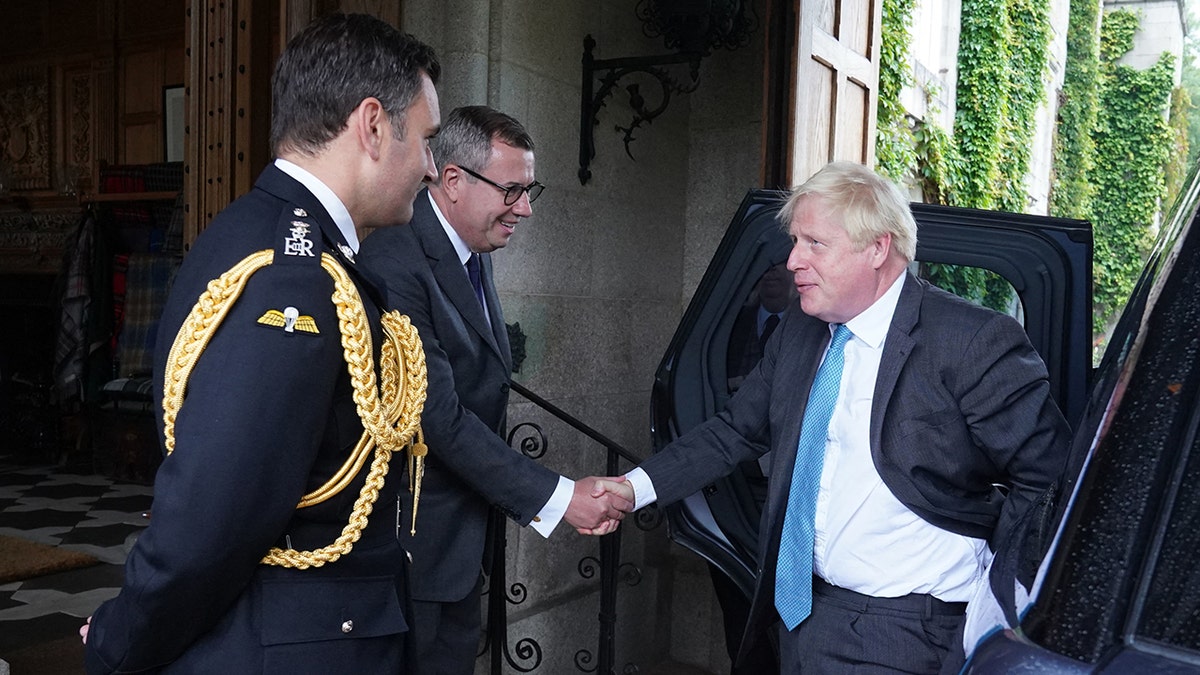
[273,158,359,252]
[427,191,473,265]
[843,271,907,348]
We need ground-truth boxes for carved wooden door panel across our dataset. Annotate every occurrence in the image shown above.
[788,0,882,185]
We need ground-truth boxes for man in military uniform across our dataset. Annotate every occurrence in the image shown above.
[81,14,441,673]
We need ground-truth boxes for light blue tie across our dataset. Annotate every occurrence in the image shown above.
[775,323,852,630]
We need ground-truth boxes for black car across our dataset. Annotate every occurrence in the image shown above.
[651,168,1200,671]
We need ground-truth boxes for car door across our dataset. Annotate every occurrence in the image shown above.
[649,189,1092,598]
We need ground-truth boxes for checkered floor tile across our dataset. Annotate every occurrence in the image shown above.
[0,461,151,656]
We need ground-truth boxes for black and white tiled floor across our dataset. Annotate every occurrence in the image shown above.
[0,460,152,669]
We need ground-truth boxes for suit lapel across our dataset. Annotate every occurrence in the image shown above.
[871,273,921,454]
[410,193,506,362]
[479,252,512,373]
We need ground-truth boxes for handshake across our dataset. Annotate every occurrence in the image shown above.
[564,475,637,536]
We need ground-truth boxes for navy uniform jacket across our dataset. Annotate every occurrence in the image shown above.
[358,190,560,603]
[639,273,1071,661]
[84,165,411,673]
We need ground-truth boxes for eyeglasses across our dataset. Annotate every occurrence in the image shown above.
[459,166,545,206]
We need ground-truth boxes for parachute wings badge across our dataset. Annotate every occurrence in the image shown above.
[257,306,319,334]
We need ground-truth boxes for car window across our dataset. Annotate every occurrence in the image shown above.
[919,263,1024,323]
[1134,396,1200,653]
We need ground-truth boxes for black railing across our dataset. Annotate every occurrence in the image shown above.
[480,380,662,674]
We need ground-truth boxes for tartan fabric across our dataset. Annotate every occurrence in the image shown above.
[53,212,96,402]
[142,162,183,191]
[162,191,186,255]
[110,254,129,354]
[99,163,184,239]
[113,254,178,377]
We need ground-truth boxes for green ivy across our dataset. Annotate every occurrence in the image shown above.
[875,0,1177,332]
[1165,86,1191,207]
[1049,0,1100,219]
[1099,9,1138,62]
[877,0,918,182]
[997,0,1052,213]
[1090,13,1175,334]
[952,0,1011,209]
[913,113,959,205]
[915,0,1049,309]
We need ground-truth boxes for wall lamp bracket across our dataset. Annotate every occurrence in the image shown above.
[578,34,702,185]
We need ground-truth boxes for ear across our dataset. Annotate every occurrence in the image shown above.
[351,97,388,161]
[440,164,465,202]
[870,232,893,269]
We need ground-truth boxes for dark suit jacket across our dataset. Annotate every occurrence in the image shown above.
[358,190,560,603]
[85,165,411,673]
[640,272,1070,659]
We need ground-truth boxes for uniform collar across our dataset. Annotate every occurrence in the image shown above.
[274,158,359,253]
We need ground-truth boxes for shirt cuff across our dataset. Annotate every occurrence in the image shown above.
[528,475,574,538]
[625,467,658,511]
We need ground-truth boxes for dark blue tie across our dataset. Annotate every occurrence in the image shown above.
[775,323,852,630]
[760,313,781,350]
[465,254,485,308]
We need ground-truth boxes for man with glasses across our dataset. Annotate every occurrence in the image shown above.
[359,106,620,674]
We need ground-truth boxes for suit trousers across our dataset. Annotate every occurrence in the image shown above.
[778,578,966,674]
[410,580,483,675]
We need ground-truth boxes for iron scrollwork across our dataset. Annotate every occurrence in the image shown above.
[578,35,699,185]
[578,1,757,184]
[507,421,547,459]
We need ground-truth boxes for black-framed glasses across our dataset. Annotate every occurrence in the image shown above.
[459,165,545,206]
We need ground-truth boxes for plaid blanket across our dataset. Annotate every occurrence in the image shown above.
[114,254,178,377]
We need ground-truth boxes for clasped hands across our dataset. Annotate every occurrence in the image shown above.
[564,475,636,535]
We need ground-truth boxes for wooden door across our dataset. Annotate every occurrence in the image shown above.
[788,0,882,185]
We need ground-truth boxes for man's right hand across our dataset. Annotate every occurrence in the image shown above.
[570,476,635,536]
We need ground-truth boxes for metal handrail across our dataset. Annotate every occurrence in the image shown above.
[482,380,647,674]
[508,381,644,465]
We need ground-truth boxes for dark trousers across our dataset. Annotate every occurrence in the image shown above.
[778,578,966,674]
[708,562,780,674]
[409,583,482,675]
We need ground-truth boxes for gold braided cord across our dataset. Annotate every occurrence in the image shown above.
[160,249,427,569]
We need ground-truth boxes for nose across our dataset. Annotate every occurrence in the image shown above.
[421,145,437,183]
[786,241,808,272]
[511,189,533,217]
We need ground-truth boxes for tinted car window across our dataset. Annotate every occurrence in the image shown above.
[1137,398,1200,653]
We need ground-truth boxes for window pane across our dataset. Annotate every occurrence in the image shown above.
[918,262,1024,322]
[1136,409,1200,652]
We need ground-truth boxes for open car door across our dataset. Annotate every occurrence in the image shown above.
[649,189,1092,598]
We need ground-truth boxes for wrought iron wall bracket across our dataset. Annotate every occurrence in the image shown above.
[578,34,702,185]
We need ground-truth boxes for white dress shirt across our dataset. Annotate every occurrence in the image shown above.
[816,273,989,601]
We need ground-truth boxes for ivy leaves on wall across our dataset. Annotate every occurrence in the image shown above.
[1049,0,1101,220]
[1090,10,1175,334]
[876,0,1180,338]
[876,0,1051,311]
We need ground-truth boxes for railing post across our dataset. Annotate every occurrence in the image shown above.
[488,507,506,675]
[597,447,622,675]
